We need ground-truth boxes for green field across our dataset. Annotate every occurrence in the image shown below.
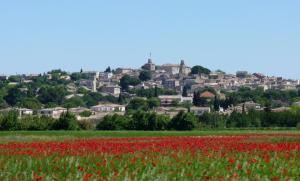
[0,130,299,142]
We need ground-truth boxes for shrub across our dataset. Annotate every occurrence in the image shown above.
[78,120,94,130]
[53,112,79,130]
[79,111,92,117]
[97,114,130,130]
[169,111,197,130]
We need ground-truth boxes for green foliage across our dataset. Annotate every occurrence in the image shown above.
[8,75,21,82]
[96,111,171,131]
[139,70,152,81]
[97,114,130,130]
[63,96,85,108]
[120,75,141,91]
[53,112,79,130]
[83,92,118,107]
[38,86,68,105]
[226,87,299,107]
[79,110,92,117]
[16,98,42,110]
[78,120,94,130]
[105,66,112,73]
[169,111,197,130]
[191,65,211,75]
[126,98,149,112]
[147,113,170,130]
[193,92,208,106]
[147,97,160,109]
[129,88,177,98]
[4,87,27,106]
[0,110,19,131]
[17,116,56,130]
[70,72,82,81]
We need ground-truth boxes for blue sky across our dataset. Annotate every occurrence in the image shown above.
[0,1,299,78]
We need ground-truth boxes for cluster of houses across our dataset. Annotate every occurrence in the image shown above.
[1,58,300,120]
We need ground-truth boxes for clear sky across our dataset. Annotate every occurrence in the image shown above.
[0,1,299,78]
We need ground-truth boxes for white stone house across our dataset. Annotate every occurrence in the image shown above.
[38,107,67,119]
[91,104,126,112]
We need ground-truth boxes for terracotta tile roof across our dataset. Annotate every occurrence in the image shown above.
[200,91,215,98]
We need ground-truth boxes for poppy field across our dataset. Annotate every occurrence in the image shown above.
[0,131,300,180]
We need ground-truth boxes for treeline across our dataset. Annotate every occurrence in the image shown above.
[200,109,300,129]
[97,108,300,131]
[97,111,197,131]
[0,111,92,131]
[2,108,300,131]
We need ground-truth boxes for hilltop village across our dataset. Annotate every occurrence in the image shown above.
[1,59,300,127]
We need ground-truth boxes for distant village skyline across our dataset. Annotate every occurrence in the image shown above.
[1,58,299,80]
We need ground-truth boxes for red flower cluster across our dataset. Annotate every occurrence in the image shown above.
[0,134,299,156]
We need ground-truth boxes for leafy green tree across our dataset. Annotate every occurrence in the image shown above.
[147,97,160,109]
[38,86,68,105]
[79,111,92,117]
[63,96,85,108]
[0,110,19,131]
[193,92,207,106]
[17,98,42,110]
[120,75,141,91]
[126,98,149,112]
[105,66,112,73]
[191,65,211,75]
[4,87,26,106]
[169,111,197,130]
[17,116,55,131]
[213,96,220,111]
[128,111,150,130]
[8,75,22,82]
[70,72,82,81]
[182,85,190,97]
[53,112,79,130]
[147,113,170,130]
[139,70,152,81]
[97,114,130,130]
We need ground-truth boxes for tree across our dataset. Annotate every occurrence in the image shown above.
[182,85,189,97]
[105,66,112,73]
[79,111,92,117]
[120,75,141,91]
[0,110,19,131]
[8,75,22,82]
[53,112,79,130]
[139,70,152,81]
[147,113,170,130]
[213,96,220,111]
[147,97,160,109]
[97,114,130,130]
[38,86,68,105]
[191,65,211,75]
[126,98,149,112]
[193,92,207,106]
[4,87,26,106]
[17,98,42,110]
[169,111,197,130]
[63,96,85,108]
[70,73,82,81]
[154,85,159,97]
